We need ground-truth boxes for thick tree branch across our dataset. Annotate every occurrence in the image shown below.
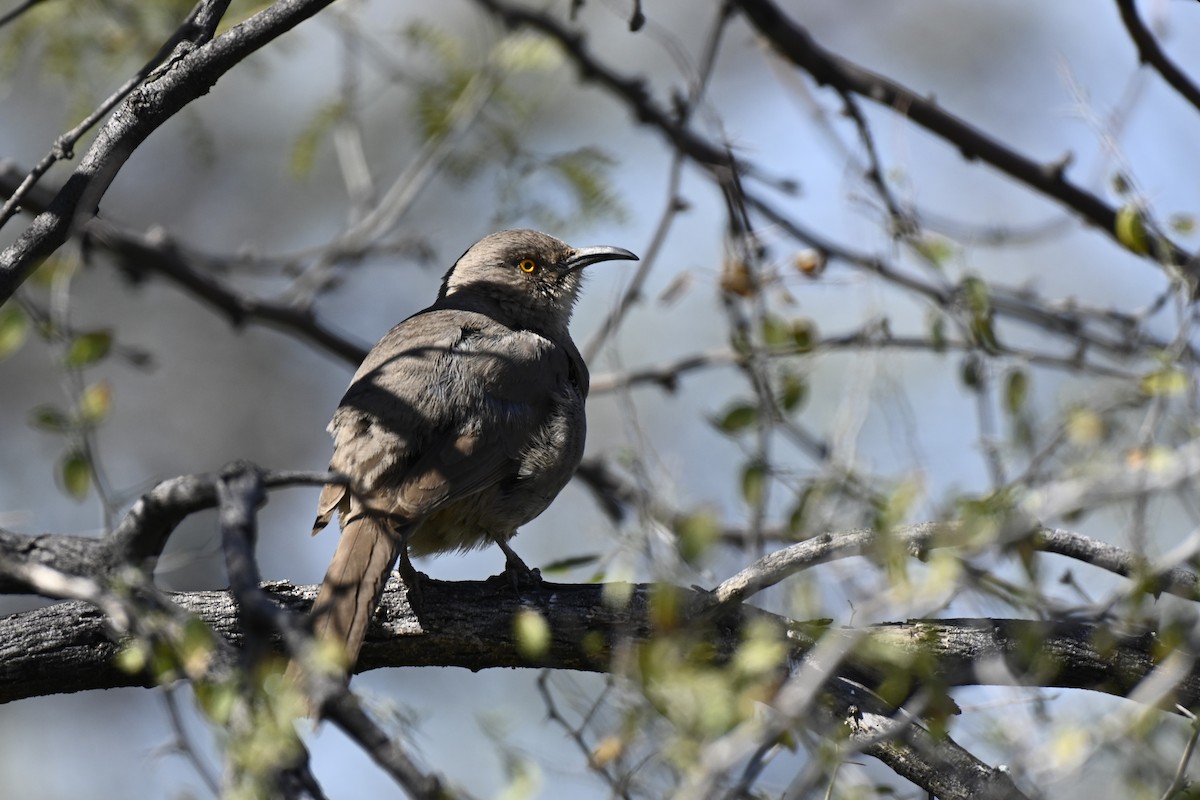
[829,678,1030,800]
[0,0,235,231]
[2,581,1197,710]
[0,0,341,304]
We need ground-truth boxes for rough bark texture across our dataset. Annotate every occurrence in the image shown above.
[2,578,1194,713]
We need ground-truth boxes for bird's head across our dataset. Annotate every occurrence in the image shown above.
[439,229,637,333]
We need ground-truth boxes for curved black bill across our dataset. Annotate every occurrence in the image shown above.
[564,245,639,272]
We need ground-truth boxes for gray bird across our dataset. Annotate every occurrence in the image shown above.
[308,228,637,670]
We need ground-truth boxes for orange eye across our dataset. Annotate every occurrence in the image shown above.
[519,259,537,273]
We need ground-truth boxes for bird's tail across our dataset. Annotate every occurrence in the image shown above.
[309,509,403,672]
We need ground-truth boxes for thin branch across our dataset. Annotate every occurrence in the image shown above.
[0,0,48,29]
[321,693,453,800]
[1161,707,1200,800]
[161,685,222,797]
[746,192,1189,365]
[731,0,1191,275]
[709,522,1200,607]
[1115,0,1200,116]
[470,0,1190,367]
[710,522,944,606]
[1036,527,1200,600]
[0,165,372,366]
[86,220,370,364]
[581,1,733,360]
[536,672,634,800]
[1024,435,1200,520]
[473,0,734,171]
[589,331,1138,396]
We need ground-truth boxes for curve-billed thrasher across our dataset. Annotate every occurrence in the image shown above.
[308,229,637,669]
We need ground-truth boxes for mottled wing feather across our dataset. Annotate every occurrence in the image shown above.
[324,309,569,523]
[311,482,347,536]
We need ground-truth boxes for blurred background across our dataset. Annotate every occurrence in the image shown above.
[2,0,1199,796]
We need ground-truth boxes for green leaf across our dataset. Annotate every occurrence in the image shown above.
[913,233,955,267]
[491,31,561,73]
[546,148,625,224]
[961,276,990,317]
[0,305,28,359]
[289,100,346,179]
[29,404,70,432]
[969,315,998,350]
[1115,203,1151,255]
[179,617,216,677]
[404,20,463,64]
[928,310,947,352]
[741,460,768,507]
[539,553,600,574]
[113,641,149,675]
[65,330,112,367]
[790,318,816,352]
[78,381,112,424]
[1066,407,1104,446]
[960,354,984,391]
[761,314,790,348]
[715,403,757,434]
[779,370,808,413]
[59,450,91,500]
[1170,213,1197,236]
[513,608,550,660]
[733,619,787,678]
[1140,367,1189,397]
[961,277,998,349]
[675,511,721,565]
[194,680,237,725]
[1004,368,1028,416]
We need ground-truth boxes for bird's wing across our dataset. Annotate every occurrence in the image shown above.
[326,309,570,521]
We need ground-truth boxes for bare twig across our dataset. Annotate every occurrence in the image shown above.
[589,331,1138,396]
[1160,707,1200,800]
[1115,0,1200,117]
[0,0,47,29]
[536,672,634,800]
[582,1,733,360]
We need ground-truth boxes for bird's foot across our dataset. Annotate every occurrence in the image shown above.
[483,562,543,592]
[506,560,543,592]
[489,537,542,592]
